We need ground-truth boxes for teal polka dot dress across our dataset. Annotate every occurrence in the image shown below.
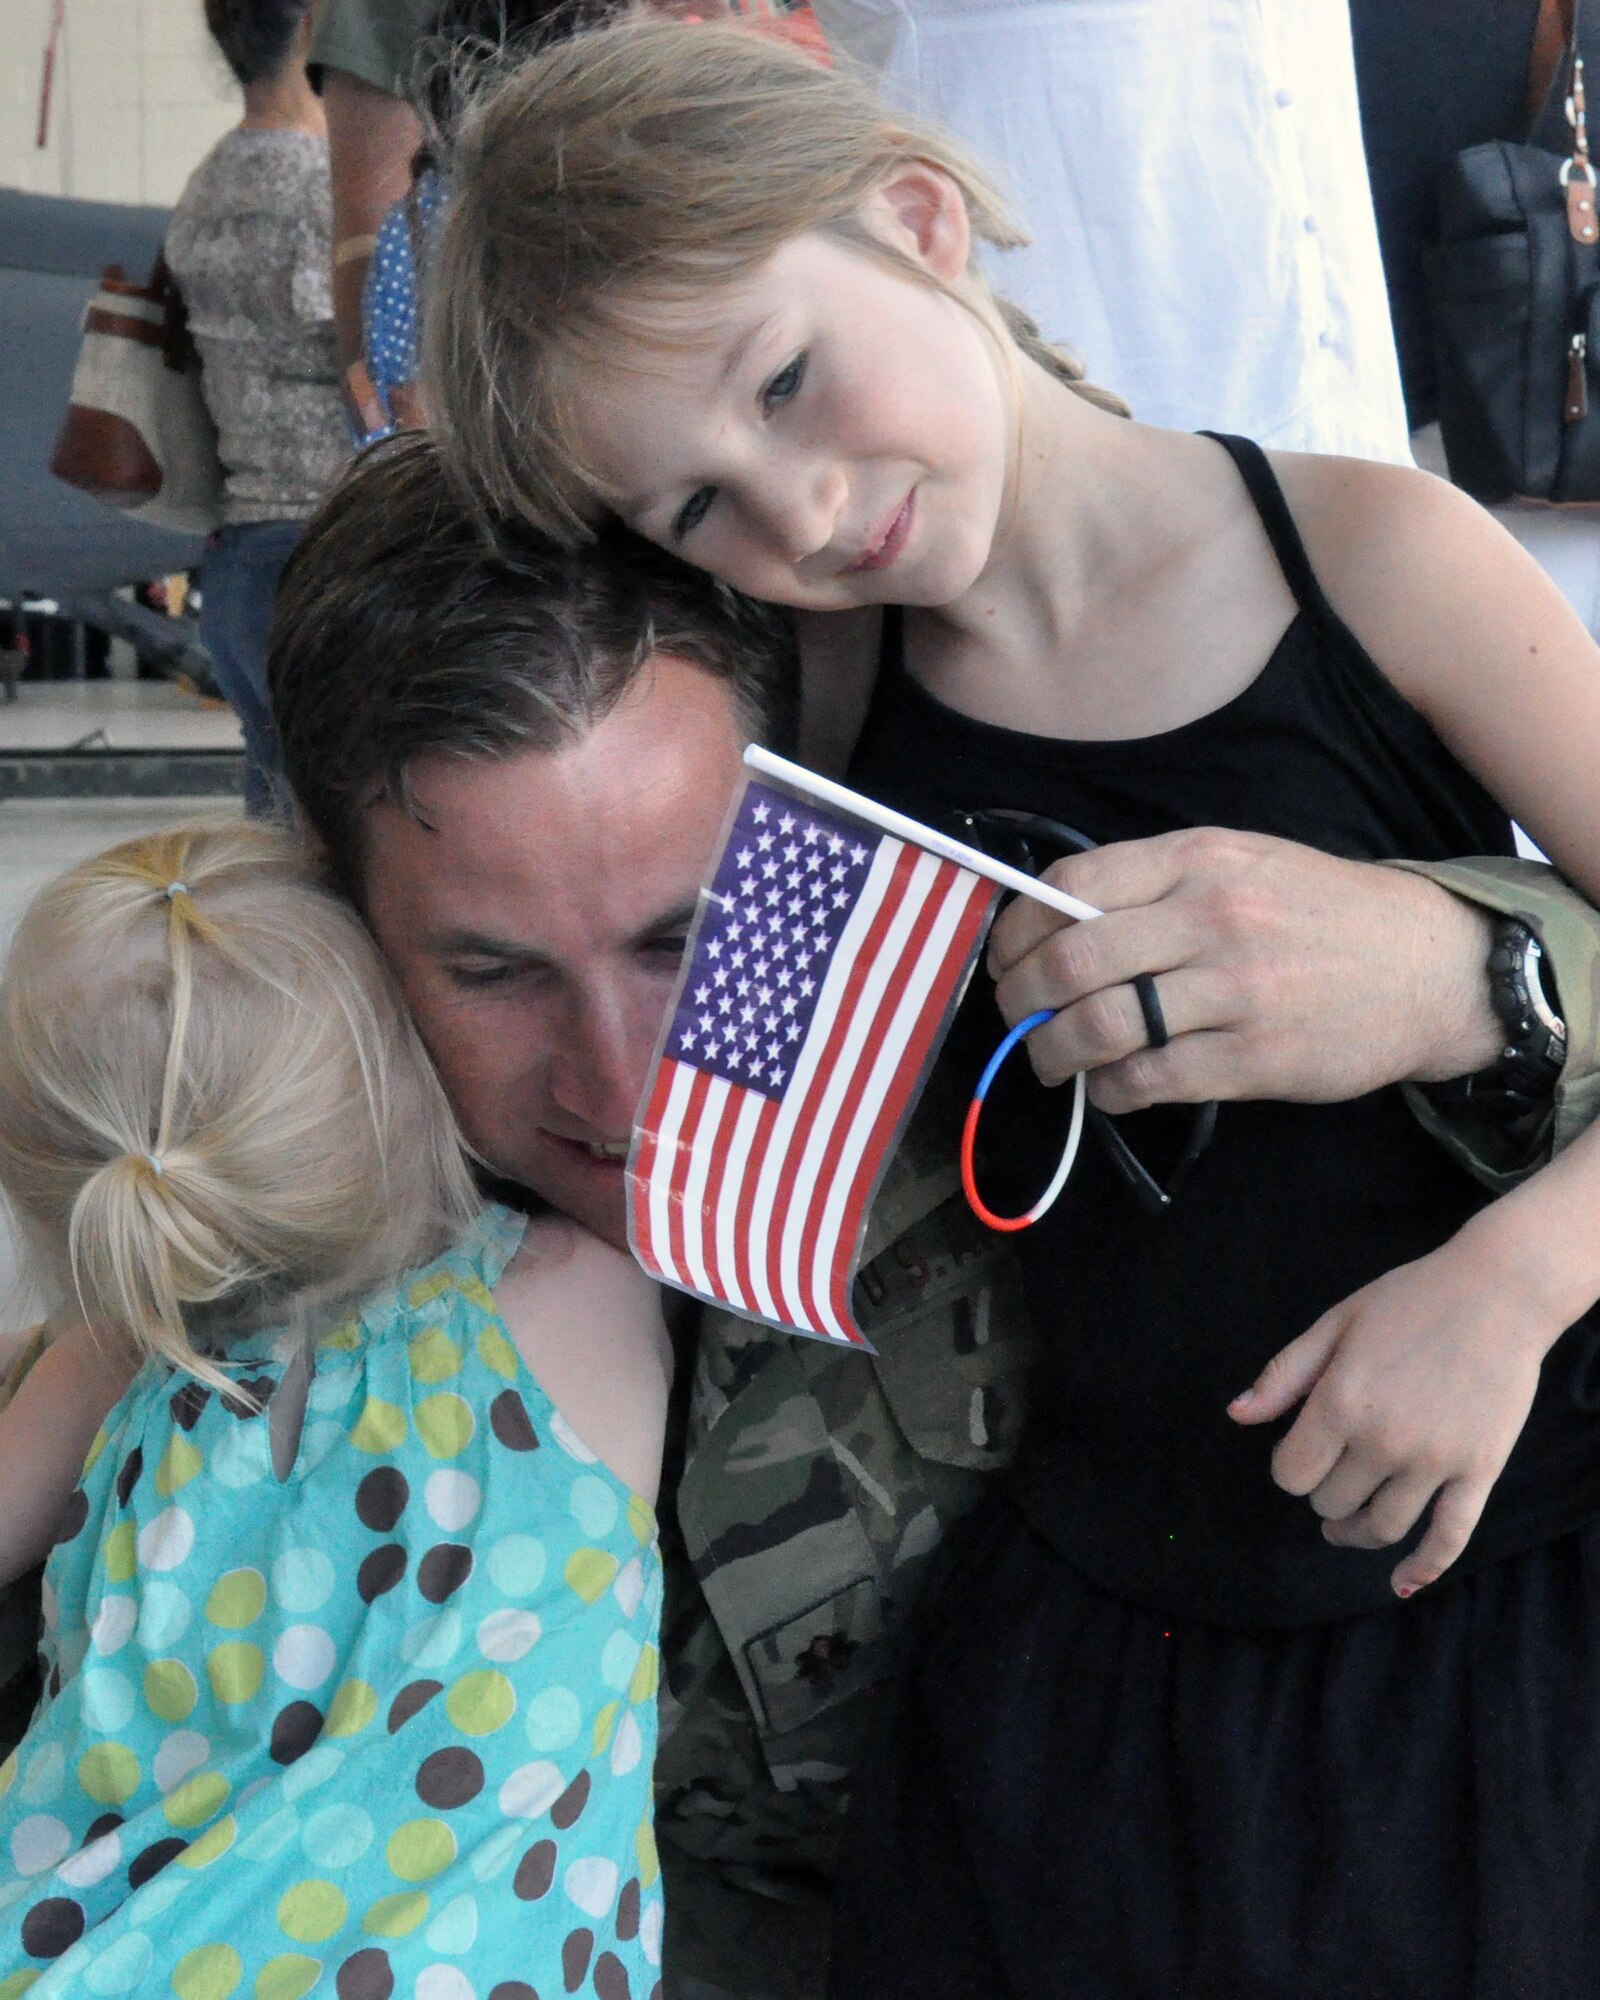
[0,1206,664,2000]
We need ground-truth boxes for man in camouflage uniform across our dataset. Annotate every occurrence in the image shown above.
[8,438,1600,2000]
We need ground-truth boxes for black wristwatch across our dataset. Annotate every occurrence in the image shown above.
[1483,918,1568,1102]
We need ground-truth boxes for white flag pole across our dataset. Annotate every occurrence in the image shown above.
[744,745,1103,923]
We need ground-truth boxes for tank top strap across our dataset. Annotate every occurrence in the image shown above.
[458,1201,530,1294]
[1200,431,1351,638]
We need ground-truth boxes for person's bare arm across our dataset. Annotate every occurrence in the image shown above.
[0,1323,137,1588]
[322,69,422,430]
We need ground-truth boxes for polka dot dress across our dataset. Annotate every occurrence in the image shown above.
[357,171,445,447]
[0,1205,664,2000]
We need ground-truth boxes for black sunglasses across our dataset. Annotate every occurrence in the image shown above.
[946,807,1217,1215]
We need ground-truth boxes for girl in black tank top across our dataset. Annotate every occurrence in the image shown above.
[427,32,1600,1996]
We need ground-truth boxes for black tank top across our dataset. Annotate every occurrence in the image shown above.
[850,434,1600,1627]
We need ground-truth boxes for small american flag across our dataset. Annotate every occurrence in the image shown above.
[627,768,1000,1344]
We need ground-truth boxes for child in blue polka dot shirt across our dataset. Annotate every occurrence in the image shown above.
[0,820,670,1999]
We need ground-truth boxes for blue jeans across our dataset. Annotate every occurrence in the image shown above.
[199,519,302,816]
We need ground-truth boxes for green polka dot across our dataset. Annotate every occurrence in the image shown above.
[628,1642,660,1706]
[459,1274,494,1313]
[165,1770,230,1829]
[408,1271,454,1308]
[626,1493,656,1544]
[317,1317,361,1352]
[565,1547,619,1603]
[155,1434,203,1497]
[636,1815,660,1890]
[252,1957,321,2000]
[385,1817,456,1883]
[104,1520,136,1585]
[349,1397,407,1454]
[178,1815,236,1869]
[83,1425,110,1473]
[444,1669,515,1737]
[205,1569,266,1630]
[171,1944,242,2000]
[475,1324,519,1381]
[78,1741,139,1804]
[361,1892,429,1937]
[0,1972,39,1998]
[145,1657,199,1723]
[206,1642,264,1706]
[323,1680,377,1738]
[415,1393,474,1460]
[0,1750,15,1801]
[408,1327,463,1384]
[276,1879,347,1944]
[592,1701,619,1756]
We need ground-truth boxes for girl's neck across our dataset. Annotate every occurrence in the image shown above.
[240,66,325,139]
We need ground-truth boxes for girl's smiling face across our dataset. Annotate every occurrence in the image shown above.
[571,167,1016,613]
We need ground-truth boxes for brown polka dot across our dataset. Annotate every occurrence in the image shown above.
[224,1373,276,1418]
[21,1897,84,1959]
[169,1383,210,1431]
[47,1663,61,1700]
[416,1543,473,1604]
[84,1814,123,1845]
[269,1700,324,1766]
[490,1389,539,1452]
[128,1836,186,1888]
[487,1987,539,2000]
[562,1929,594,1993]
[513,1838,557,1901]
[115,1447,145,1506]
[54,1488,88,1545]
[550,1769,590,1831]
[357,1544,408,1603]
[415,1747,484,1809]
[355,1466,409,1532]
[615,1877,640,1942]
[336,1947,396,2000]
[387,1679,443,1733]
[593,1952,631,2000]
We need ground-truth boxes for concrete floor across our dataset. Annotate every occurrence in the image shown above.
[0,681,242,1347]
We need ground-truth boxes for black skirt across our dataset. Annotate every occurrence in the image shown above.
[828,1493,1600,2000]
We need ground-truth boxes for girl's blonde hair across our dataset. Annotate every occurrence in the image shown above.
[0,821,478,1391]
[426,14,1127,543]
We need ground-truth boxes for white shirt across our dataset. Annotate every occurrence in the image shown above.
[812,0,1412,463]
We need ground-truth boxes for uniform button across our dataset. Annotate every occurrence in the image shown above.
[1318,328,1335,348]
[1303,213,1318,233]
[1275,87,1293,107]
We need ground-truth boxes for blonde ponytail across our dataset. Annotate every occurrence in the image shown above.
[0,821,478,1387]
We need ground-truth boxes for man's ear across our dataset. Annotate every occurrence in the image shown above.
[868,161,972,285]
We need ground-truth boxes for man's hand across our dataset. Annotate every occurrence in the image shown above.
[986,827,1503,1113]
[1227,1220,1559,1595]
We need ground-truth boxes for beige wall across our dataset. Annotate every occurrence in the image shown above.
[1,0,240,208]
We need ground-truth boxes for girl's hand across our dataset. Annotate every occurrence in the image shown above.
[1227,1223,1560,1597]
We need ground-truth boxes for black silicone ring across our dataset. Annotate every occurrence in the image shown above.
[1134,973,1169,1050]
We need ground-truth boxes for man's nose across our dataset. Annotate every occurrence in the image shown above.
[548,990,652,1133]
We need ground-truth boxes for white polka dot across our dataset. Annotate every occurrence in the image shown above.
[467,1821,522,1884]
[127,1867,187,1918]
[641,1896,664,1967]
[57,1827,122,1888]
[414,1967,474,2000]
[91,1595,137,1657]
[274,1623,336,1691]
[610,1709,643,1778]
[600,1631,642,1693]
[523,1687,581,1754]
[11,1813,72,1875]
[302,1801,374,1870]
[153,1729,210,1795]
[137,1505,194,1572]
[79,1666,136,1733]
[564,1855,619,1919]
[476,1610,540,1663]
[426,1469,481,1531]
[237,1805,299,1861]
[486,1535,545,1599]
[549,1411,598,1464]
[498,1761,564,1820]
[569,1475,619,1540]
[271,1548,335,1615]
[423,1891,478,1956]
[136,1579,191,1652]
[281,1742,344,1803]
[612,1556,646,1621]
[83,1927,153,1994]
[18,1741,67,1806]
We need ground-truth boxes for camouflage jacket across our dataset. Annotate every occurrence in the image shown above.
[653,854,1600,2000]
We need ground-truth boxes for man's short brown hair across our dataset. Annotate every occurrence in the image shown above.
[268,430,796,900]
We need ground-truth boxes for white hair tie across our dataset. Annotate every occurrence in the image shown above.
[165,882,188,900]
[143,1153,164,1176]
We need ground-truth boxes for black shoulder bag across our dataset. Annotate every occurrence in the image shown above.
[1427,0,1600,500]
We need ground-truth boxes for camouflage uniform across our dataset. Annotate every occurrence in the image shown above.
[654,855,1600,2000]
